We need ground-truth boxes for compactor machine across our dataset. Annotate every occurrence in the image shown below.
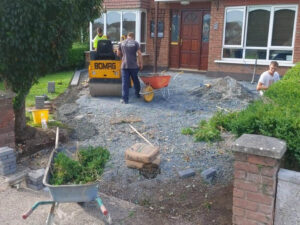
[88,40,122,97]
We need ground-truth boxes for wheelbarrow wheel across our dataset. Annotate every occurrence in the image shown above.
[142,85,154,102]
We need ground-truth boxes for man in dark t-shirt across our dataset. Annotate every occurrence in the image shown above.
[117,32,143,104]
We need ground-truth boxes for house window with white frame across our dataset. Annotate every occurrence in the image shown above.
[222,5,297,62]
[90,10,147,53]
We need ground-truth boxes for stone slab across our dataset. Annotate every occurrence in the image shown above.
[275,169,300,225]
[232,134,286,159]
[178,168,195,178]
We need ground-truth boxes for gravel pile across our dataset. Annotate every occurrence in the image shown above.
[56,71,258,199]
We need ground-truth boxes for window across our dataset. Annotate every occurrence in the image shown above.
[223,5,297,62]
[107,12,121,44]
[90,10,147,53]
[171,11,180,43]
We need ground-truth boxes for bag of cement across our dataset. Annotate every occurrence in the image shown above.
[125,143,159,163]
[126,156,160,169]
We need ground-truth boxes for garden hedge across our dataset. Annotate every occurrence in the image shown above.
[184,63,300,169]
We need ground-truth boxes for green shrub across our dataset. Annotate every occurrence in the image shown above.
[57,42,89,71]
[50,146,110,185]
[183,63,300,169]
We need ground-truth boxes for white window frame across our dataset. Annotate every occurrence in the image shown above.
[90,9,147,53]
[220,4,298,65]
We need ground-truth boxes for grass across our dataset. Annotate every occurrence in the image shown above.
[26,71,73,107]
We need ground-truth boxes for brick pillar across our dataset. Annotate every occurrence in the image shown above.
[0,91,15,149]
[232,134,286,225]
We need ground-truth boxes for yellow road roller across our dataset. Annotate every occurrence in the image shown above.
[88,40,122,97]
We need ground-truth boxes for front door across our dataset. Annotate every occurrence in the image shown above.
[180,10,203,69]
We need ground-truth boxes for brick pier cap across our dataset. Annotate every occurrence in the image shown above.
[232,134,286,159]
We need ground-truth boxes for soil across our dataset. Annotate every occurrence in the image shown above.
[13,70,259,224]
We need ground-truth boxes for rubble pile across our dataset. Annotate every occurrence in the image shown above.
[190,76,255,102]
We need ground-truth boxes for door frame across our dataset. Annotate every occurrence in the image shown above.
[169,8,210,70]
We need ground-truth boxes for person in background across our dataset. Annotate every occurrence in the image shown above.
[256,61,280,96]
[93,27,107,50]
[117,32,143,104]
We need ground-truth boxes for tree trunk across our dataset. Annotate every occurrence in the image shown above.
[14,100,26,139]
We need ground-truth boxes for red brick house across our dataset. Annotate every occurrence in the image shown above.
[89,0,299,79]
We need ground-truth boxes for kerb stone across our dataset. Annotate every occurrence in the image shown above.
[201,168,217,183]
[178,168,195,178]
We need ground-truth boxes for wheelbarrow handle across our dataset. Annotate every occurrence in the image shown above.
[22,201,55,219]
[22,209,33,219]
[96,197,108,215]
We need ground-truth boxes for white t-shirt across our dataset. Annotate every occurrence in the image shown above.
[258,71,280,95]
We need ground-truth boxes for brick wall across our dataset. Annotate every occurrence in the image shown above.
[232,134,286,225]
[0,92,15,149]
[145,2,170,68]
[208,0,300,79]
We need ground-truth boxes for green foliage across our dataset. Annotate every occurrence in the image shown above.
[57,42,89,71]
[0,0,102,130]
[181,128,194,135]
[50,146,110,185]
[0,81,4,91]
[26,71,73,107]
[183,64,300,168]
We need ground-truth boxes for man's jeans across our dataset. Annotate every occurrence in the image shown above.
[121,68,140,103]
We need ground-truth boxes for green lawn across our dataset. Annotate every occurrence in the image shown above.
[26,71,73,107]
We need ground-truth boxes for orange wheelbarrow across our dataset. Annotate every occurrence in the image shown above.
[139,75,171,102]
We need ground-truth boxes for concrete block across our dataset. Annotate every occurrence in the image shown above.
[201,168,217,183]
[178,168,195,178]
[48,82,55,93]
[0,147,14,157]
[27,168,45,183]
[35,96,45,109]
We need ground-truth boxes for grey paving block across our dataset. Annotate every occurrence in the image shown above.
[0,147,14,157]
[0,153,15,161]
[201,168,217,183]
[27,169,45,183]
[0,156,16,166]
[48,82,55,93]
[0,166,16,176]
[178,168,195,178]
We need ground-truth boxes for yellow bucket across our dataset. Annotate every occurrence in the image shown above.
[31,109,49,125]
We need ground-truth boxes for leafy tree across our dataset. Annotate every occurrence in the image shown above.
[0,0,102,136]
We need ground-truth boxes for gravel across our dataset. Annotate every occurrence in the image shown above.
[56,71,258,195]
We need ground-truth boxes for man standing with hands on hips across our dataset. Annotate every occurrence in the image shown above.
[117,32,143,104]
